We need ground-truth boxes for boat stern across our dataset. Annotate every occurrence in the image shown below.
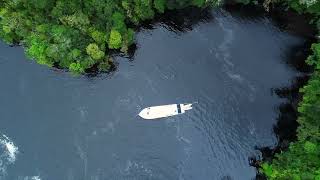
[182,103,193,111]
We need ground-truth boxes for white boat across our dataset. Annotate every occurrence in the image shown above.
[138,103,194,120]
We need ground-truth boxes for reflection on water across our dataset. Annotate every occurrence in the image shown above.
[0,7,309,180]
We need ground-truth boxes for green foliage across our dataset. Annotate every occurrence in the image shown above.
[287,0,320,16]
[126,28,135,46]
[261,163,274,177]
[304,141,317,153]
[111,12,126,33]
[0,0,214,73]
[108,29,123,49]
[307,43,320,70]
[154,0,166,13]
[69,62,85,74]
[59,12,90,32]
[90,29,107,45]
[98,61,112,72]
[192,0,207,7]
[86,43,105,60]
[235,0,252,4]
[137,0,155,19]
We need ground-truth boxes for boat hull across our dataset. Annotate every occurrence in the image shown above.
[138,103,193,120]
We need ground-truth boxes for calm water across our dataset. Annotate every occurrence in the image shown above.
[0,8,306,180]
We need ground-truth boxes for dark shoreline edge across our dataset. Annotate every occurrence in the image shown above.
[224,3,317,180]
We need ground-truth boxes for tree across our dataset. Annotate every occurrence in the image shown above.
[154,0,166,13]
[86,43,105,60]
[108,29,122,49]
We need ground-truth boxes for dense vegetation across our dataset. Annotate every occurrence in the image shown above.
[0,0,215,73]
[0,0,319,179]
[258,0,320,179]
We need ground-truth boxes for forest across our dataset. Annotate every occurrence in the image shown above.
[0,0,319,179]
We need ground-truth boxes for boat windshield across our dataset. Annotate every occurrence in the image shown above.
[177,104,181,114]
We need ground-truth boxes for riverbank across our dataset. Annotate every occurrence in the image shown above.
[235,0,320,179]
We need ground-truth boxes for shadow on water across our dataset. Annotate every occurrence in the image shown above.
[224,3,317,38]
[224,3,267,19]
[140,7,214,33]
[269,40,313,145]
[251,76,310,180]
[281,39,316,73]
[250,36,314,179]
[121,7,214,61]
[227,4,318,178]
[269,8,317,39]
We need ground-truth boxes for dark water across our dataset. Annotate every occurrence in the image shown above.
[0,8,306,180]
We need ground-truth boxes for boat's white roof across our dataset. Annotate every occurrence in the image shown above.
[139,103,193,120]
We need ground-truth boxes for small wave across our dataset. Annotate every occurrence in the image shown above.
[123,160,153,177]
[21,176,41,180]
[226,71,244,83]
[0,134,19,177]
[31,176,41,180]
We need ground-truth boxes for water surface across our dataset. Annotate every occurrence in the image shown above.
[0,8,306,180]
